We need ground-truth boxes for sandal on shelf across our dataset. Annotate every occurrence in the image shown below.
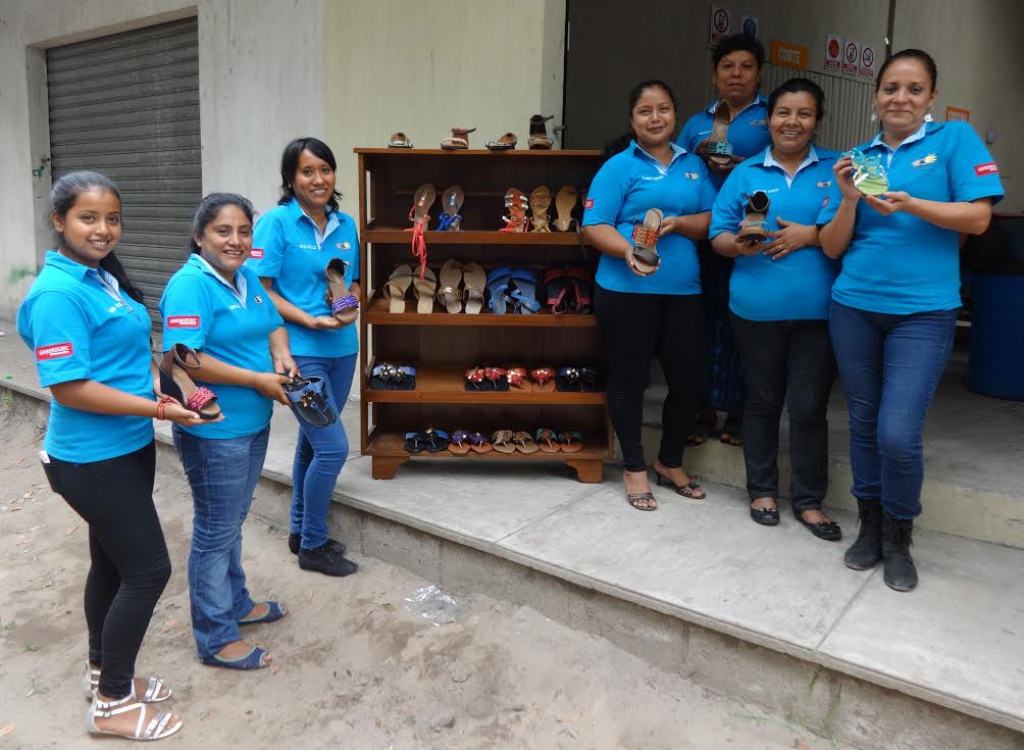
[544,267,571,314]
[845,147,889,196]
[655,472,705,500]
[436,258,464,314]
[531,367,556,392]
[422,427,450,452]
[201,644,271,670]
[237,601,287,625]
[384,263,414,313]
[528,186,552,232]
[83,663,171,703]
[283,375,337,427]
[627,492,658,511]
[461,262,486,314]
[158,344,221,420]
[464,367,486,391]
[486,267,513,314]
[558,431,583,452]
[468,432,492,453]
[499,188,529,233]
[388,132,413,148]
[528,114,555,149]
[553,185,579,232]
[512,431,539,454]
[509,268,541,314]
[486,132,518,151]
[441,127,476,150]
[697,99,735,172]
[491,430,516,454]
[579,366,601,392]
[483,366,509,391]
[369,363,416,391]
[325,258,358,325]
[86,686,183,741]
[404,431,426,453]
[413,266,438,314]
[436,185,464,231]
[556,367,580,392]
[449,429,472,455]
[631,208,663,274]
[507,366,533,392]
[750,499,780,527]
[406,183,436,279]
[566,266,593,313]
[535,428,561,453]
[737,191,771,246]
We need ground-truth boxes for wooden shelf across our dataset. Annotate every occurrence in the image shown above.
[365,365,604,405]
[364,296,597,327]
[367,431,608,458]
[365,228,584,245]
[355,148,602,157]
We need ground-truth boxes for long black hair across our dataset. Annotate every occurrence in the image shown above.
[189,193,255,254]
[603,79,679,161]
[50,171,144,304]
[277,136,342,210]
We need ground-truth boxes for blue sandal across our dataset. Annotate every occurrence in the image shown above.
[200,645,270,670]
[486,267,512,314]
[509,269,541,314]
[238,601,287,625]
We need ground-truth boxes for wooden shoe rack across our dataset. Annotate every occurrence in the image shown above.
[354,148,610,482]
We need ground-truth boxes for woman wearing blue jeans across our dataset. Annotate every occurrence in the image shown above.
[820,49,1003,591]
[162,193,295,669]
[250,137,360,577]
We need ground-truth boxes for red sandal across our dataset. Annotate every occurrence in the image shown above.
[406,184,436,279]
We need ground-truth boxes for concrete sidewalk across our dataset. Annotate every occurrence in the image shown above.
[1,322,1021,746]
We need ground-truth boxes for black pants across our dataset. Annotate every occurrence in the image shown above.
[43,441,171,699]
[595,285,706,472]
[730,315,835,512]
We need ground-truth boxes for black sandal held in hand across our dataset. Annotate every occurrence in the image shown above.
[283,376,336,427]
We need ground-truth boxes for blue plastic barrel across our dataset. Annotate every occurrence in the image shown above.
[970,271,1024,400]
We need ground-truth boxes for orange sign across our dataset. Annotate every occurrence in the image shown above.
[945,106,970,122]
[771,40,808,70]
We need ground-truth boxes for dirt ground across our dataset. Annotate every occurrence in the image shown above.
[0,399,839,749]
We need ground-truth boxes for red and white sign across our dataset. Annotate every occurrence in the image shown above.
[249,248,265,259]
[710,5,731,44]
[843,40,861,75]
[824,35,842,71]
[859,44,876,78]
[36,342,74,361]
[975,162,999,176]
[167,315,201,329]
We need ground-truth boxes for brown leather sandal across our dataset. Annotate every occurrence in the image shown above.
[535,428,560,453]
[631,208,663,274]
[512,431,540,454]
[486,132,518,151]
[528,115,554,149]
[388,132,413,148]
[441,127,476,150]
[491,430,516,454]
[499,188,529,233]
[553,186,579,232]
[529,186,552,232]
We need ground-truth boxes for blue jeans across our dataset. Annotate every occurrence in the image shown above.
[290,354,355,550]
[829,301,956,519]
[173,426,269,658]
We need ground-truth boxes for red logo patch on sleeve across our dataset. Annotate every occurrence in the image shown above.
[250,248,265,259]
[166,315,201,329]
[36,342,74,361]
[974,162,999,176]
[584,198,594,209]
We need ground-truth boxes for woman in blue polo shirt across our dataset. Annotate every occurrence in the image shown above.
[819,49,1004,591]
[678,33,773,449]
[249,137,360,576]
[583,79,715,511]
[711,78,841,540]
[17,172,205,740]
[161,193,295,670]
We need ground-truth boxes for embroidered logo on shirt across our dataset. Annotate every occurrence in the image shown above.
[36,342,74,361]
[817,180,833,188]
[254,295,263,304]
[337,242,351,250]
[298,243,319,251]
[750,119,768,127]
[821,197,830,209]
[911,154,938,168]
[974,162,999,176]
[167,315,201,329]
[250,248,265,259]
[584,198,594,209]
[684,172,700,180]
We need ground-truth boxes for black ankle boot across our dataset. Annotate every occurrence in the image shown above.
[844,499,883,570]
[881,516,917,592]
[298,542,358,577]
[289,533,346,557]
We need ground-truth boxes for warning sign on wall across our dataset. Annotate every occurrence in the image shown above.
[843,39,861,75]
[824,35,842,72]
[859,44,876,78]
[710,5,731,44]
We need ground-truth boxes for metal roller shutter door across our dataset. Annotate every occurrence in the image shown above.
[46,17,200,317]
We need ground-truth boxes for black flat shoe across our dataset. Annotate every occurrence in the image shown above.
[289,534,346,556]
[796,511,842,542]
[750,502,780,526]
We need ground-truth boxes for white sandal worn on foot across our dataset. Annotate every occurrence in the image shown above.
[83,662,171,703]
[87,687,183,741]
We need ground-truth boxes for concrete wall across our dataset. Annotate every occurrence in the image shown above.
[322,0,566,211]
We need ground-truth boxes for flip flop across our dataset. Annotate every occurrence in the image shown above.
[486,132,518,151]
[413,267,438,314]
[468,432,493,453]
[200,645,271,670]
[462,262,486,314]
[506,366,532,392]
[440,127,476,150]
[325,258,358,325]
[553,185,579,232]
[631,208,663,274]
[448,429,472,455]
[385,263,414,313]
[437,185,464,231]
[436,258,464,314]
[388,132,413,148]
[535,428,561,453]
[558,431,583,453]
[407,183,436,279]
[512,431,540,454]
[529,186,552,232]
[531,367,556,393]
[737,191,771,246]
[238,601,287,625]
[491,430,516,454]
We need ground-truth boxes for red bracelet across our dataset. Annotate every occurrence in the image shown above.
[156,395,175,420]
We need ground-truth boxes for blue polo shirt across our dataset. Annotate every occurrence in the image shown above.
[818,121,1004,314]
[17,251,154,463]
[677,95,771,189]
[248,198,359,357]
[583,141,716,295]
[711,146,839,321]
[160,255,284,439]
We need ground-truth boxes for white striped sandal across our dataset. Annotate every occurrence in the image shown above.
[87,689,183,741]
[83,662,172,703]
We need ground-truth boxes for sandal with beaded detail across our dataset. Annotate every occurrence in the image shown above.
[531,367,556,393]
[86,685,183,741]
[158,344,221,420]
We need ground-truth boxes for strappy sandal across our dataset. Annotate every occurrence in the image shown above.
[325,258,358,325]
[412,267,438,314]
[406,183,436,279]
[557,431,583,453]
[512,431,539,454]
[87,686,183,741]
[509,269,541,314]
[440,127,476,150]
[737,191,771,246]
[531,368,556,393]
[158,344,221,420]
[384,263,414,313]
[468,432,493,453]
[566,266,593,313]
[388,132,413,148]
[631,208,663,274]
[499,188,529,233]
[535,428,561,453]
[83,664,171,703]
[404,431,427,453]
[553,185,579,232]
[486,267,512,314]
[544,267,571,314]
[627,492,658,511]
[436,258,464,314]
[486,132,518,151]
[845,147,889,196]
[437,185,464,231]
[506,366,533,392]
[422,427,450,452]
[529,186,552,232]
[528,114,554,149]
[491,430,516,454]
[697,100,735,172]
[449,429,472,455]
[655,472,705,500]
[462,262,486,314]
[283,375,337,427]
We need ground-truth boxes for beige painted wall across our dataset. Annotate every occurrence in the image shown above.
[322,0,566,212]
